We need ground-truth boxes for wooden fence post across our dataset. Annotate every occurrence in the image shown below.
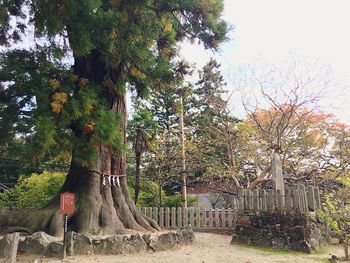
[227,208,233,229]
[244,189,249,210]
[221,209,226,229]
[171,207,176,228]
[253,189,259,211]
[299,184,308,212]
[189,208,194,228]
[245,190,250,210]
[315,187,322,210]
[260,189,267,211]
[249,190,254,210]
[306,185,316,211]
[153,207,159,223]
[239,187,245,211]
[165,207,170,228]
[160,207,164,227]
[209,209,213,228]
[148,207,153,219]
[267,189,275,211]
[292,184,300,211]
[140,207,144,216]
[183,208,188,227]
[203,209,208,228]
[276,190,283,211]
[177,207,182,228]
[9,232,19,263]
[215,209,220,229]
[196,208,201,228]
[285,188,293,211]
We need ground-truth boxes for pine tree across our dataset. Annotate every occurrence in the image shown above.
[192,59,241,191]
[0,1,227,235]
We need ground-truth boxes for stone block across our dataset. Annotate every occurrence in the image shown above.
[147,232,178,251]
[95,235,128,254]
[66,232,93,256]
[176,228,195,244]
[232,212,326,254]
[19,231,55,255]
[0,235,11,258]
[49,241,63,255]
[121,233,148,254]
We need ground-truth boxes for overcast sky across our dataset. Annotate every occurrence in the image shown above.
[181,0,350,124]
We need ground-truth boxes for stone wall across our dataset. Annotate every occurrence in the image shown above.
[231,212,328,253]
[0,228,195,258]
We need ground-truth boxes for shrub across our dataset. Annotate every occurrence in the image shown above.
[0,171,66,209]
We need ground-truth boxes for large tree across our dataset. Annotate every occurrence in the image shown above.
[0,0,227,235]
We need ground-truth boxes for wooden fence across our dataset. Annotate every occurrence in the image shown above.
[139,185,322,230]
[139,207,236,230]
[238,184,322,212]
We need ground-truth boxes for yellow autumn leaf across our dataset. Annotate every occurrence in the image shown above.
[164,21,172,32]
[49,79,60,89]
[108,45,117,55]
[159,47,171,57]
[51,102,64,113]
[130,67,146,79]
[110,30,118,41]
[79,78,89,88]
[68,74,78,83]
[52,92,68,104]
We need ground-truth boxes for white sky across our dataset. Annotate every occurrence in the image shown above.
[180,0,350,124]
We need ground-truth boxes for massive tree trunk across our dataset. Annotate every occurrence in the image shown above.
[0,50,160,236]
[59,51,160,234]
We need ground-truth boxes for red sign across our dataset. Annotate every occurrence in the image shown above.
[60,192,75,215]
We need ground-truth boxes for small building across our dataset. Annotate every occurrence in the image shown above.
[187,181,238,209]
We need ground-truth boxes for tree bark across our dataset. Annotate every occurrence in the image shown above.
[134,129,146,205]
[178,91,187,209]
[344,234,349,260]
[134,151,141,205]
[159,184,163,207]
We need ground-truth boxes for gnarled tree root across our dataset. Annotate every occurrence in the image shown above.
[0,203,160,237]
[0,208,57,235]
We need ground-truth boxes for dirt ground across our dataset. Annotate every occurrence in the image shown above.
[11,232,346,263]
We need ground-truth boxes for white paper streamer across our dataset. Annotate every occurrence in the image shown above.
[116,176,120,187]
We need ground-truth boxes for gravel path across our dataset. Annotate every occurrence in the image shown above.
[14,232,342,263]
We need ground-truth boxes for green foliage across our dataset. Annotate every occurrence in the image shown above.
[0,171,66,209]
[127,172,197,208]
[128,176,161,207]
[163,194,197,208]
[318,174,350,260]
[1,0,228,170]
[128,106,159,148]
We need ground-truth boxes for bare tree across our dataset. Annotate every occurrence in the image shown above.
[236,58,337,189]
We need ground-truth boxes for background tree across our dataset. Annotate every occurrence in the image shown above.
[237,108,336,188]
[190,59,241,192]
[0,0,228,235]
[236,59,335,189]
[319,174,350,260]
[128,106,158,205]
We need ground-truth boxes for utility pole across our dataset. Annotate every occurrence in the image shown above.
[179,89,187,209]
